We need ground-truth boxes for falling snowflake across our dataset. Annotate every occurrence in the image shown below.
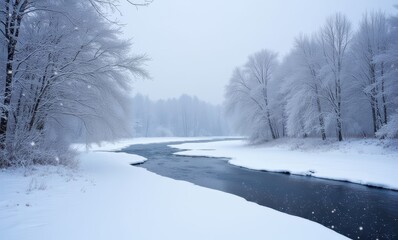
[87,85,91,89]
[7,70,12,74]
[55,157,59,162]
[331,225,334,229]
[30,141,35,146]
[359,226,363,231]
[54,71,58,76]
[74,26,79,30]
[60,103,63,106]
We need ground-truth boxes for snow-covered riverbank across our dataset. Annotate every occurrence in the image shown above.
[0,138,345,240]
[171,138,398,191]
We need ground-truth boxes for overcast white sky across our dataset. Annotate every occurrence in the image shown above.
[117,0,397,105]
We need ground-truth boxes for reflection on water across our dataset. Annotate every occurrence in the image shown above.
[122,140,398,240]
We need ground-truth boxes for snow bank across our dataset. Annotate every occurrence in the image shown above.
[171,138,398,190]
[0,142,345,240]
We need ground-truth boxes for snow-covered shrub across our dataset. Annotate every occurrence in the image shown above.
[377,112,398,139]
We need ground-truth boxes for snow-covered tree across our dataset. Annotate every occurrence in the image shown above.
[225,50,282,142]
[0,0,148,167]
[318,13,352,141]
[226,9,398,142]
[377,8,398,138]
[349,11,391,136]
[281,35,328,139]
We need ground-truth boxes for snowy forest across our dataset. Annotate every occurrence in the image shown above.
[131,94,229,137]
[0,0,149,167]
[2,1,398,240]
[226,11,398,143]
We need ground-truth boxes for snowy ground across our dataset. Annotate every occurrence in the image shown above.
[0,137,346,240]
[171,138,398,191]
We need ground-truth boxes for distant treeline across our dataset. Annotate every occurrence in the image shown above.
[131,94,231,137]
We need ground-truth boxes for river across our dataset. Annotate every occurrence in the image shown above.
[121,140,398,240]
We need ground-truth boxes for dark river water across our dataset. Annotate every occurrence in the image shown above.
[121,140,398,240]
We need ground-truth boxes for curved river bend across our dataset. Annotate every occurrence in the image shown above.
[121,140,398,240]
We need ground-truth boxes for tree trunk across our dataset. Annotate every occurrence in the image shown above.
[370,97,377,135]
[315,85,326,140]
[369,63,381,135]
[336,116,343,141]
[264,94,276,139]
[266,109,276,139]
[336,66,343,141]
[381,62,387,125]
[0,0,28,148]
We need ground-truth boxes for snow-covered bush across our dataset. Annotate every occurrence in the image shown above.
[377,112,398,138]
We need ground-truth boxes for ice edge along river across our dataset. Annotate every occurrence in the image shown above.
[170,138,398,191]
